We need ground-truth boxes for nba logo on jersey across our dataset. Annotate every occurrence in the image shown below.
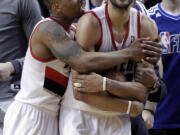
[160,32,171,54]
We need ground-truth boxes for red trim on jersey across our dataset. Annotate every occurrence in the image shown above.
[86,11,103,51]
[137,11,141,38]
[29,21,57,62]
[71,24,77,31]
[70,23,77,40]
[105,3,118,50]
[45,67,68,88]
[71,23,77,29]
[105,3,130,50]
[121,19,130,49]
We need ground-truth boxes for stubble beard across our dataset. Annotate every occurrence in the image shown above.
[110,0,134,10]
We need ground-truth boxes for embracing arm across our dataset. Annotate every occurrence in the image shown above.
[35,20,137,73]
[32,13,160,73]
[72,70,148,102]
[106,79,148,102]
[74,90,144,117]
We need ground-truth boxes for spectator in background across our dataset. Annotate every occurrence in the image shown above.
[84,0,104,11]
[148,0,180,134]
[0,0,41,133]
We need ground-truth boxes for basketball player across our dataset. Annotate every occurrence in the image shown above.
[148,0,180,134]
[60,0,162,135]
[3,0,161,135]
[74,1,166,135]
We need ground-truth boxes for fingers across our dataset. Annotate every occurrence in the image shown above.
[72,79,84,85]
[73,83,82,88]
[72,79,85,90]
[72,80,90,93]
[145,57,159,63]
[137,37,151,42]
[141,59,153,68]
[73,87,87,92]
[72,74,86,80]
[141,43,162,54]
[142,49,161,58]
[136,66,143,72]
[135,74,142,83]
[142,40,162,48]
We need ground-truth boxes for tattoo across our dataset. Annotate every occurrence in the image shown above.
[43,22,83,67]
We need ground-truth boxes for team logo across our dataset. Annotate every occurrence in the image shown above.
[160,32,171,54]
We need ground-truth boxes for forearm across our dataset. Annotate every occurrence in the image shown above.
[68,48,132,73]
[106,78,148,102]
[75,91,129,113]
[74,91,143,117]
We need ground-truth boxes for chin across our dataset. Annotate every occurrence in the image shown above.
[111,0,133,9]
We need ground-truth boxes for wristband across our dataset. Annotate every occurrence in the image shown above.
[144,108,155,115]
[103,77,106,91]
[126,101,132,114]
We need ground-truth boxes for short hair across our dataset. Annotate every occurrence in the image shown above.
[43,0,57,10]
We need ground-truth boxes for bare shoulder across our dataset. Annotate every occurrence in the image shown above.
[30,20,70,59]
[34,21,68,45]
[77,13,101,33]
[76,13,101,51]
[140,14,158,40]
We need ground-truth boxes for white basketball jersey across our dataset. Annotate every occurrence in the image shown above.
[15,18,75,115]
[62,4,142,115]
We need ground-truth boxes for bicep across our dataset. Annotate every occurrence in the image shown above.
[40,22,83,62]
[141,15,158,40]
[76,14,101,51]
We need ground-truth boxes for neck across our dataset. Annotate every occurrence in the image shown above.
[50,12,74,30]
[108,1,130,29]
[161,0,180,14]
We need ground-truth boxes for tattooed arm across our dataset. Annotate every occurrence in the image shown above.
[30,21,145,73]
